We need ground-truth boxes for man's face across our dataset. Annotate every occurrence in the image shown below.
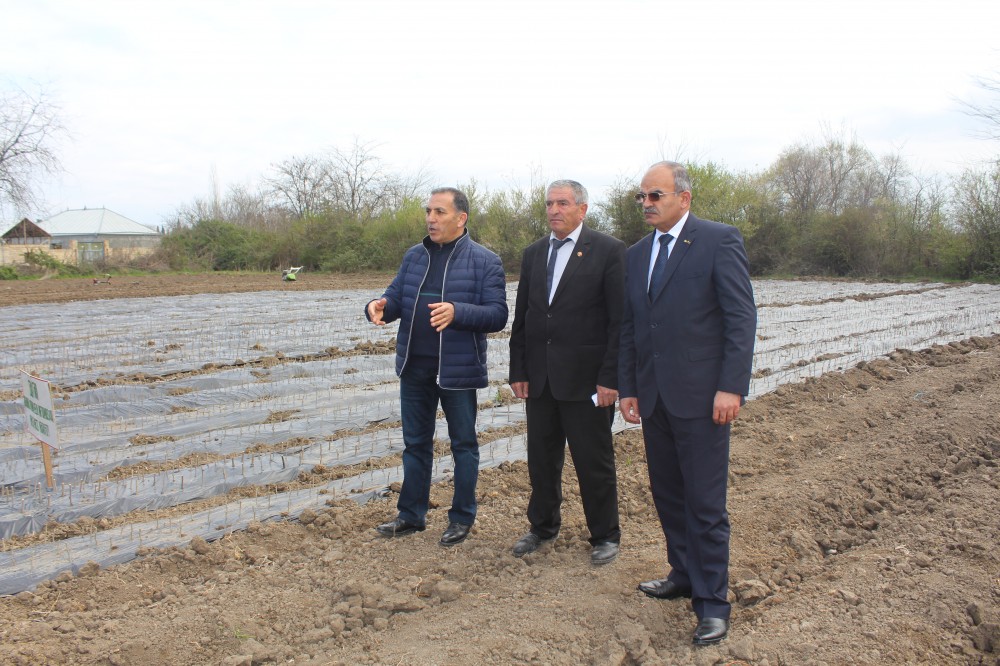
[546,186,587,239]
[425,192,467,244]
[639,166,691,233]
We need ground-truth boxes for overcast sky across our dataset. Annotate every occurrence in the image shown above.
[2,0,999,226]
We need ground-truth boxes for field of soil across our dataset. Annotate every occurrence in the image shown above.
[1,273,998,665]
[0,272,393,307]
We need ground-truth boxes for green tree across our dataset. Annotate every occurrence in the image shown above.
[158,219,274,271]
[596,177,646,247]
[687,162,763,241]
[472,185,547,271]
[952,159,1000,278]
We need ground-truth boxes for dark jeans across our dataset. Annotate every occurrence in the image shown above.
[397,366,479,526]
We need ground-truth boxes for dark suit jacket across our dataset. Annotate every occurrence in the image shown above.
[619,215,756,419]
[509,224,626,401]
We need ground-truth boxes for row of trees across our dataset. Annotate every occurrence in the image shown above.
[156,134,1000,280]
[3,82,998,280]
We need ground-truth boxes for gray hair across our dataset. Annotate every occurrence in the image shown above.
[430,187,470,217]
[648,161,692,194]
[547,179,589,205]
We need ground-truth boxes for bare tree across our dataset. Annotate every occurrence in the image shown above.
[265,140,429,221]
[769,131,880,221]
[166,181,287,232]
[770,145,827,221]
[0,85,66,216]
[328,139,429,220]
[962,74,1000,141]
[223,182,285,231]
[265,154,335,218]
[329,140,387,219]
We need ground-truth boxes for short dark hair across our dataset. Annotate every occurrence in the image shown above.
[431,187,470,218]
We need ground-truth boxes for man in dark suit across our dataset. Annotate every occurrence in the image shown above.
[509,179,625,566]
[619,161,756,646]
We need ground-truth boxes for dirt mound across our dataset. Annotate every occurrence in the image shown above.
[1,335,997,664]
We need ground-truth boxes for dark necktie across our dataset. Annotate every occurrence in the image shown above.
[648,233,674,297]
[547,237,572,297]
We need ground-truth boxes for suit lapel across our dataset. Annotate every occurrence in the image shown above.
[532,238,550,303]
[638,232,656,299]
[649,219,697,301]
[550,226,589,304]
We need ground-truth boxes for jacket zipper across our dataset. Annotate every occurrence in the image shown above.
[400,245,432,377]
[437,234,467,388]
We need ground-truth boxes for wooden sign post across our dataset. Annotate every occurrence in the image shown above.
[20,371,59,490]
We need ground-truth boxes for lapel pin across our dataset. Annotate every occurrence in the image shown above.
[577,251,583,256]
[683,239,692,245]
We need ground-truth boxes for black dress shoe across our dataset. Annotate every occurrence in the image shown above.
[590,541,619,565]
[512,532,556,557]
[637,578,692,600]
[692,617,729,645]
[439,522,471,546]
[375,518,425,537]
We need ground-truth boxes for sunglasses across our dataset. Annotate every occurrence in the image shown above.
[634,191,681,203]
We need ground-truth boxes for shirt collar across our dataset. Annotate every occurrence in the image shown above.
[550,223,584,245]
[655,212,689,243]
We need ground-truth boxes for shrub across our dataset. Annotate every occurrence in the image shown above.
[22,250,85,276]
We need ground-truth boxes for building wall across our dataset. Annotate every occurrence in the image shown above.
[0,239,159,267]
[1,236,49,246]
[41,234,161,250]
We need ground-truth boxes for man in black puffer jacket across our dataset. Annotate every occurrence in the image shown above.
[365,187,508,547]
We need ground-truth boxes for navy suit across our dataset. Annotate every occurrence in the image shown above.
[510,224,625,545]
[619,214,756,620]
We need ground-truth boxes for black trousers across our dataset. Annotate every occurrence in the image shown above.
[525,382,621,545]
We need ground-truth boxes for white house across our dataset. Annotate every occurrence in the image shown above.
[1,208,161,265]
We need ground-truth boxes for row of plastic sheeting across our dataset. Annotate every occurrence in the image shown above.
[2,280,999,595]
[0,400,527,540]
[0,431,540,595]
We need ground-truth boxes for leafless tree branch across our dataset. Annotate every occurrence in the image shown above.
[0,85,66,216]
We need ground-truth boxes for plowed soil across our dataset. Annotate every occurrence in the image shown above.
[0,272,393,307]
[1,273,997,665]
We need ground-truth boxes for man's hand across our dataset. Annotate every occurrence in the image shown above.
[619,397,641,424]
[367,298,387,325]
[595,385,618,408]
[429,302,455,332]
[713,391,742,425]
[510,381,529,400]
